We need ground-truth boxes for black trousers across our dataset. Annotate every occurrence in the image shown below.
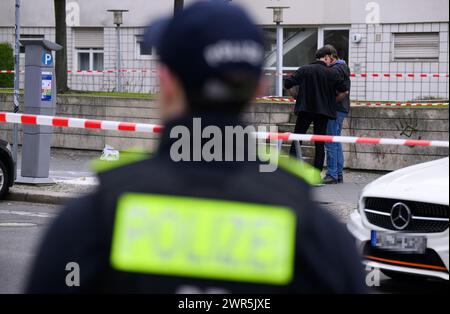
[289,111,329,171]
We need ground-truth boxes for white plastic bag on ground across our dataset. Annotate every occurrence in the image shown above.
[100,145,120,161]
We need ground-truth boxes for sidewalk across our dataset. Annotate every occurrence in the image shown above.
[8,148,386,222]
[9,148,98,204]
[17,148,96,181]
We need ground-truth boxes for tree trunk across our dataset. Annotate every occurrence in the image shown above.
[174,0,184,14]
[54,0,68,93]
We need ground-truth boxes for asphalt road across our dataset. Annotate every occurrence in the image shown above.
[0,201,447,294]
[0,201,59,293]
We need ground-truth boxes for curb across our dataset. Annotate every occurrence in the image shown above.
[7,188,78,205]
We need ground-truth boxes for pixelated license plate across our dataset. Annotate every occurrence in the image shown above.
[371,231,427,254]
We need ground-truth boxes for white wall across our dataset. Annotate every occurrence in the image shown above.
[0,0,448,27]
[350,22,449,101]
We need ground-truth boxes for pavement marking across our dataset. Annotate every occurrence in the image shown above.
[0,209,56,218]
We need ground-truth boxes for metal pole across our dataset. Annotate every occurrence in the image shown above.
[13,0,21,179]
[276,22,283,97]
[116,25,122,93]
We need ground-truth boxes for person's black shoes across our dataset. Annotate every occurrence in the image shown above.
[323,175,338,184]
[321,174,343,184]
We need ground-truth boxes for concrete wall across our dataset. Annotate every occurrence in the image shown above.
[343,107,449,170]
[0,94,448,170]
[245,102,449,170]
[0,94,161,152]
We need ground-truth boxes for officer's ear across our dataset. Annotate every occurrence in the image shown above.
[158,64,187,119]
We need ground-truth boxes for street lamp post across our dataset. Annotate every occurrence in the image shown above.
[12,0,21,179]
[107,9,128,93]
[267,6,289,97]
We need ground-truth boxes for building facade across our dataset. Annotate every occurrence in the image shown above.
[0,0,448,101]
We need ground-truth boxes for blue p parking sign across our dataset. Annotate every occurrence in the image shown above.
[42,52,53,66]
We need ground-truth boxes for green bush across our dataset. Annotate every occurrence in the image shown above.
[0,43,14,88]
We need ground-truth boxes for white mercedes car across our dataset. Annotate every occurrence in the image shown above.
[347,157,449,281]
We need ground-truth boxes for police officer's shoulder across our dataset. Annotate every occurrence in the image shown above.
[93,151,161,188]
[248,156,319,205]
[91,148,150,174]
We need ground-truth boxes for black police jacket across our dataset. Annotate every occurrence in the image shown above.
[26,114,366,294]
[284,60,348,118]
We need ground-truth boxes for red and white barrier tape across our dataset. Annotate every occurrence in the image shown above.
[352,102,449,107]
[255,97,449,107]
[255,132,449,148]
[1,112,448,148]
[0,69,158,75]
[67,69,159,75]
[0,112,163,134]
[256,97,296,103]
[264,71,449,78]
[350,73,449,78]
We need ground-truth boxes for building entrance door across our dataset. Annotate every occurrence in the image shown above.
[318,27,350,62]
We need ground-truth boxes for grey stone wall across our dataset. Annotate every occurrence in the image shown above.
[273,104,449,170]
[344,107,449,170]
[0,94,161,152]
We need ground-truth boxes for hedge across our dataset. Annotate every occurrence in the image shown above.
[0,43,14,88]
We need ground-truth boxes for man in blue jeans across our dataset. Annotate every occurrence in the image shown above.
[323,50,351,184]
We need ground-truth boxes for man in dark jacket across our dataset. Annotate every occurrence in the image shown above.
[26,2,366,294]
[323,50,352,184]
[284,46,348,175]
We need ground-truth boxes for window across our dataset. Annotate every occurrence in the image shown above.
[263,28,318,68]
[74,28,104,71]
[76,48,104,71]
[136,35,157,59]
[263,28,318,95]
[393,32,439,61]
[20,34,45,53]
[324,29,349,63]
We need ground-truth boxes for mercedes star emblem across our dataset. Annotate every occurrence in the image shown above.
[390,202,412,230]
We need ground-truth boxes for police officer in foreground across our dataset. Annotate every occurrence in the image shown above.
[27,2,366,294]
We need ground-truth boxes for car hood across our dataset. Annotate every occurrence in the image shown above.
[363,157,449,205]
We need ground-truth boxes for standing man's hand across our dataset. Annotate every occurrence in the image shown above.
[287,86,299,98]
[336,91,349,102]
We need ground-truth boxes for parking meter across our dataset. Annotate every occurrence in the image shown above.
[18,39,62,184]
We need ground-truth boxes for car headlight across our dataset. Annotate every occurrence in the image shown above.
[6,143,12,152]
